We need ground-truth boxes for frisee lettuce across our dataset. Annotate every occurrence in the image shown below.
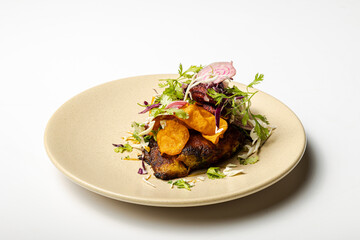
[157,79,184,102]
[155,64,203,106]
[178,63,203,79]
[247,73,264,89]
[206,74,270,141]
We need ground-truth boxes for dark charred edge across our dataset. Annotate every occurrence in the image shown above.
[189,83,217,105]
[143,124,246,180]
[154,162,189,180]
[202,103,217,115]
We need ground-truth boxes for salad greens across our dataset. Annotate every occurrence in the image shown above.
[207,73,270,141]
[207,167,226,179]
[240,155,259,165]
[168,179,193,191]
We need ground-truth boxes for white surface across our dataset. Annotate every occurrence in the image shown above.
[0,0,359,239]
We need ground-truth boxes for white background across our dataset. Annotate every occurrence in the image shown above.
[1,0,359,239]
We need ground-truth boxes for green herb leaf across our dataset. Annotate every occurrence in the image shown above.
[225,86,247,96]
[143,135,152,143]
[242,111,250,126]
[253,117,270,141]
[247,73,264,88]
[253,114,269,125]
[157,94,172,106]
[178,63,183,76]
[207,88,229,105]
[132,133,142,143]
[178,64,203,79]
[157,79,184,103]
[207,76,270,142]
[207,167,226,179]
[172,179,192,191]
[239,155,259,165]
[114,143,133,153]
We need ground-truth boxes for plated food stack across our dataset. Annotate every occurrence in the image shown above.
[113,62,274,180]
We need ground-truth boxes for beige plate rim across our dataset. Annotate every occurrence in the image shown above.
[44,74,306,207]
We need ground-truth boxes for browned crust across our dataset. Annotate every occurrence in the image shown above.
[143,125,245,180]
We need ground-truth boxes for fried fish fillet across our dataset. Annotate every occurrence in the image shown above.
[143,125,246,180]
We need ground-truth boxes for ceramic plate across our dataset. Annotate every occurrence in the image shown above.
[44,74,306,207]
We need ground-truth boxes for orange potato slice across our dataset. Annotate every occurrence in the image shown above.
[179,104,228,144]
[180,104,216,135]
[157,119,190,155]
[202,117,228,144]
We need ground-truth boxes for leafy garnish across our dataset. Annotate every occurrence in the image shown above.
[178,63,203,79]
[206,74,270,141]
[239,155,259,165]
[114,143,133,153]
[247,73,264,89]
[170,179,193,191]
[157,94,172,106]
[207,89,229,105]
[206,167,226,179]
[129,121,146,144]
[132,133,142,143]
[138,63,203,118]
[253,118,269,141]
[143,135,152,143]
[157,79,184,102]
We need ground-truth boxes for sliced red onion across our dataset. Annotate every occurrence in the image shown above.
[142,160,147,173]
[197,62,236,84]
[139,103,161,114]
[235,96,244,100]
[165,101,188,109]
[215,105,222,129]
[112,143,124,147]
[137,160,148,175]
